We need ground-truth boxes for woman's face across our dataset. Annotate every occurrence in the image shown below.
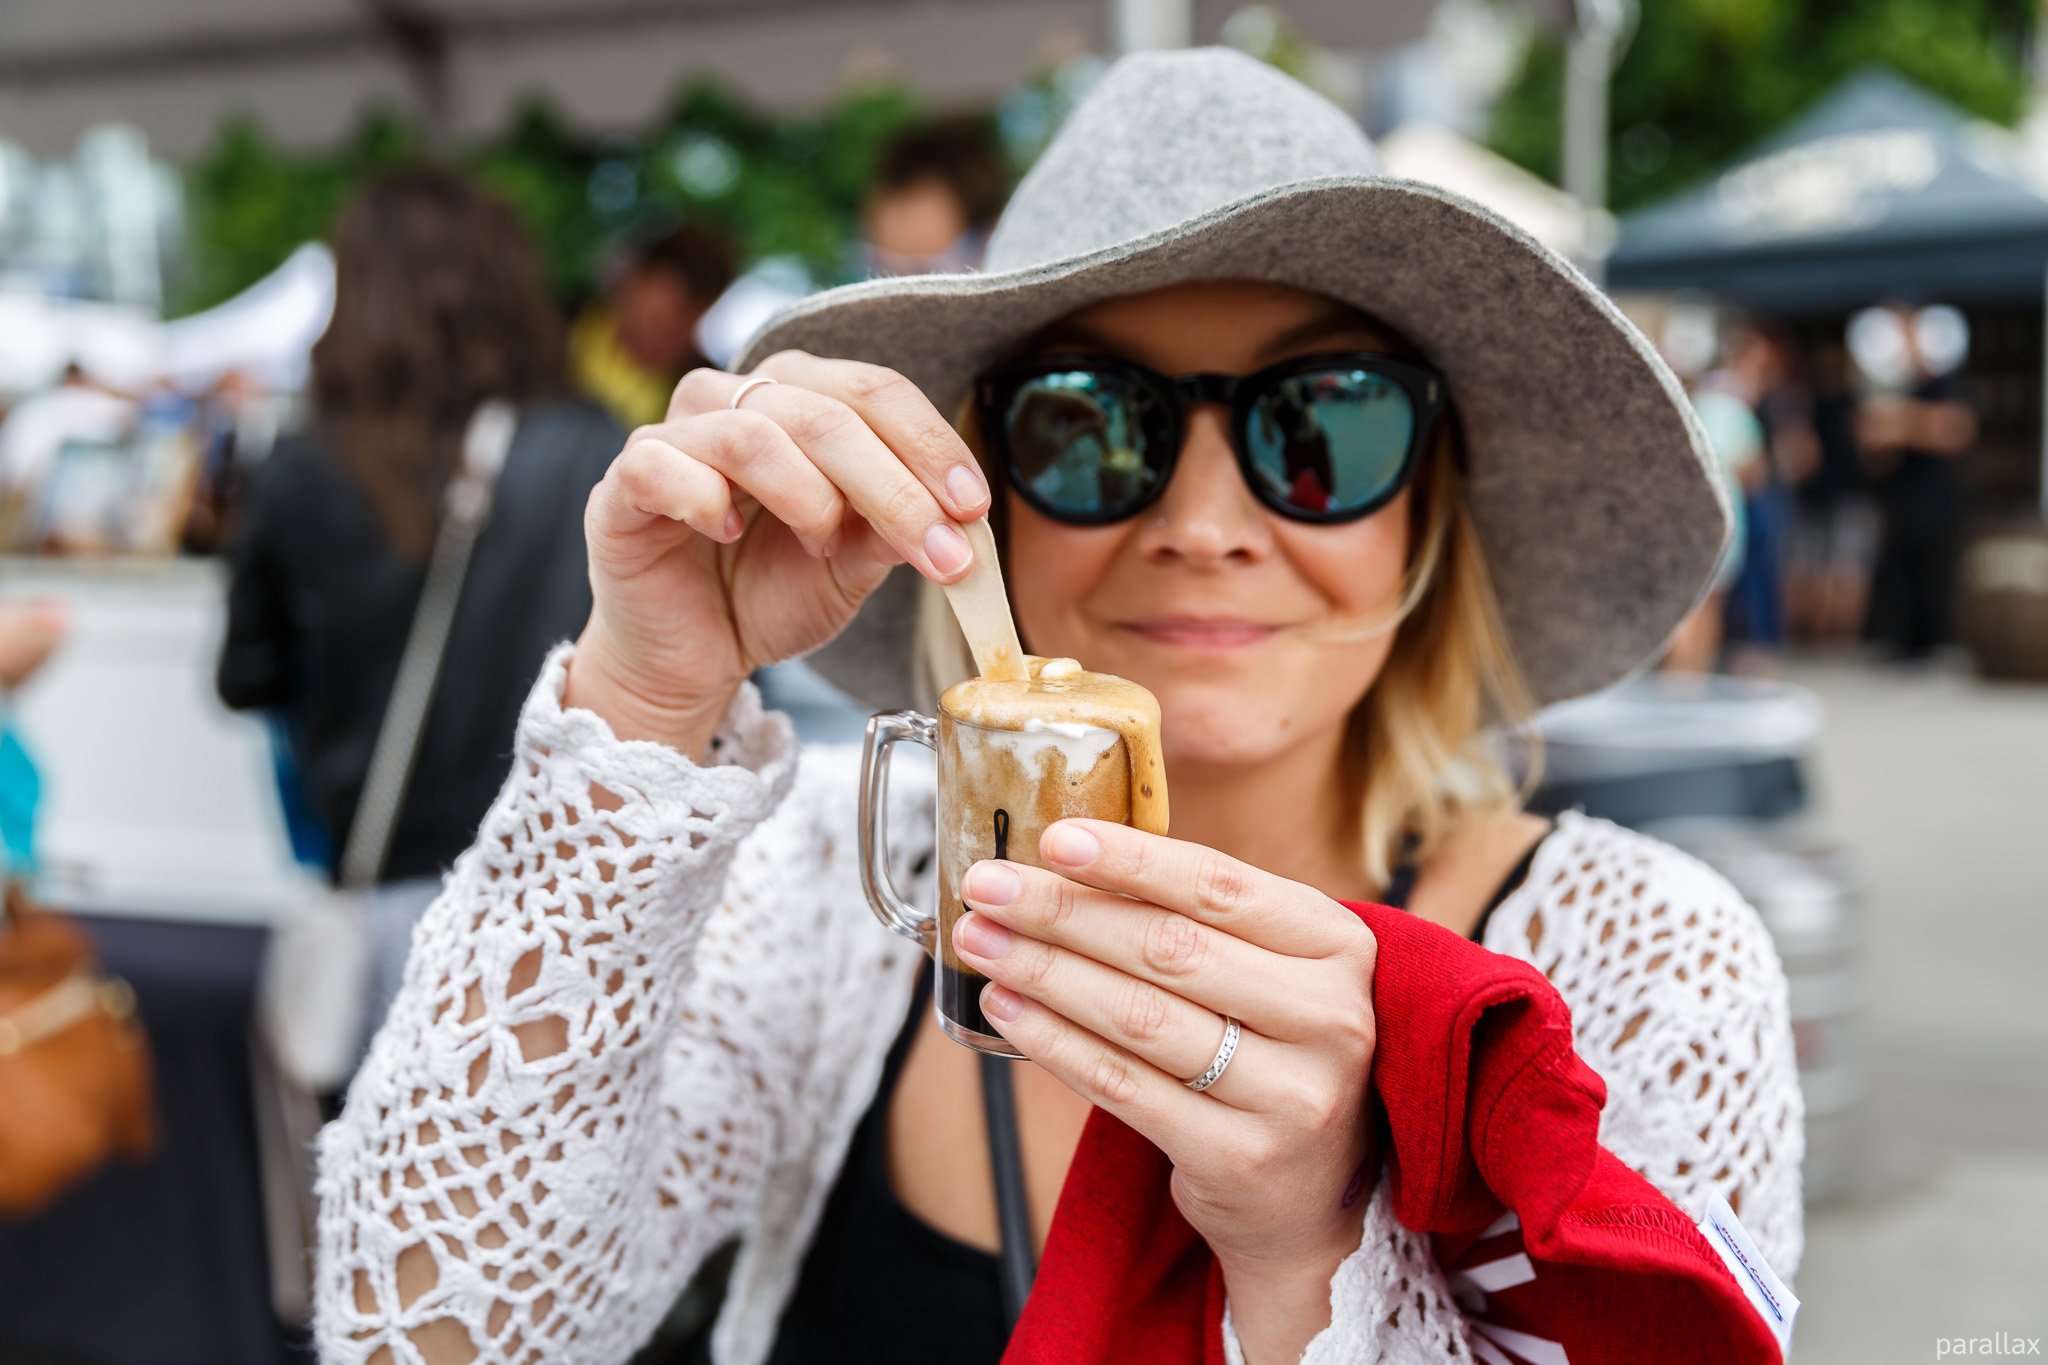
[1004,280,1416,773]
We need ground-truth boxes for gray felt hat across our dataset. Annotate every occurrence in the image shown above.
[737,46,1727,712]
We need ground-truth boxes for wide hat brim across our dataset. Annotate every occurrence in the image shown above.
[738,173,1727,713]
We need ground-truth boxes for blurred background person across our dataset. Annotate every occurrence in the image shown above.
[216,164,621,1026]
[0,600,67,697]
[177,367,263,555]
[694,115,1013,371]
[1721,323,1800,677]
[1789,342,1875,646]
[1860,305,1978,664]
[0,598,67,868]
[570,220,739,429]
[1666,329,1763,673]
[860,114,1010,277]
[0,363,138,520]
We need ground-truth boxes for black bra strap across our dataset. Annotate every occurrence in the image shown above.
[1381,857,1419,911]
[980,1053,1036,1331]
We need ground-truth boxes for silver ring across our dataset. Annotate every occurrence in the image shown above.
[1184,1016,1241,1092]
[729,375,780,410]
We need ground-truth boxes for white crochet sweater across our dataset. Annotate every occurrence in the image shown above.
[314,648,1805,1364]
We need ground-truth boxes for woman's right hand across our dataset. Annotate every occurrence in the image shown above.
[566,351,992,754]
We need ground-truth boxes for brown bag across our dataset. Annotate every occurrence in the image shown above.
[0,882,155,1216]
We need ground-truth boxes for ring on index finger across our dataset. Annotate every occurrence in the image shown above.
[730,375,780,410]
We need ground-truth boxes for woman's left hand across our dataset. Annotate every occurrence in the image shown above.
[952,817,1381,1279]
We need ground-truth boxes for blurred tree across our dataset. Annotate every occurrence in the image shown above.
[1489,0,2037,211]
[177,111,421,315]
[172,79,929,318]
[470,99,605,298]
[643,80,923,277]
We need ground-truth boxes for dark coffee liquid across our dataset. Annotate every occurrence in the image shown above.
[938,962,1000,1040]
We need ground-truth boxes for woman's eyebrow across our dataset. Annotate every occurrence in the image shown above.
[1022,320,1121,354]
[1257,308,1395,361]
[1021,306,1401,364]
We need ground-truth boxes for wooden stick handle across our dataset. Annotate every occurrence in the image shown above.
[942,518,1027,682]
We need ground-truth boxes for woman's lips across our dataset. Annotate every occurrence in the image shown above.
[1116,618,1279,649]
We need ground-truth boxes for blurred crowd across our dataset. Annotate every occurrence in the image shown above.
[0,111,1011,567]
[1665,304,1980,677]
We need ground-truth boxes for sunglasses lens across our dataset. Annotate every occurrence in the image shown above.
[1244,367,1417,518]
[1002,369,1169,520]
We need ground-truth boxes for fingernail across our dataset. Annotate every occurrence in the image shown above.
[924,521,972,576]
[963,861,1020,907]
[982,983,1024,1021]
[1044,824,1099,867]
[820,523,845,557]
[955,912,1013,960]
[946,463,989,510]
[722,508,745,541]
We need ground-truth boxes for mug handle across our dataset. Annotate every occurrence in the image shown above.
[859,709,938,952]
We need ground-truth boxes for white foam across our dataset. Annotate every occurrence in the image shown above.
[962,719,1120,775]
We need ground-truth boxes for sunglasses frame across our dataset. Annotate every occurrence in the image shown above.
[974,349,1448,527]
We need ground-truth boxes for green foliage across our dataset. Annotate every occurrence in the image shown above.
[469,100,605,296]
[1489,0,2036,212]
[172,79,930,317]
[176,112,422,315]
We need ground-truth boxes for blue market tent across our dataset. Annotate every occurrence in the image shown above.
[1608,69,2048,313]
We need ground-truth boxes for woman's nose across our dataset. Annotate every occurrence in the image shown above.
[1133,406,1272,566]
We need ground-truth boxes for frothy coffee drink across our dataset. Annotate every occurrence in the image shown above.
[933,654,1167,1051]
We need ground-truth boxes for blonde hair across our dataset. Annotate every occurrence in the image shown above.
[913,404,1538,896]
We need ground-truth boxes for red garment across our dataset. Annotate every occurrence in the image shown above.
[1003,900,1782,1365]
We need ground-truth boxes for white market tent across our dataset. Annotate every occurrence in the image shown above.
[0,243,333,395]
[1377,119,1602,259]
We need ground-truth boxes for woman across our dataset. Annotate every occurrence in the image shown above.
[219,167,620,1009]
[315,52,1803,1363]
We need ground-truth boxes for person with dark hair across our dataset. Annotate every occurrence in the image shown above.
[862,115,1010,276]
[1861,306,1977,663]
[1713,323,1799,674]
[217,165,621,1012]
[1789,342,1874,644]
[572,220,740,427]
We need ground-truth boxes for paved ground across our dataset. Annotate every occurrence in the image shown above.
[1782,656,2048,1364]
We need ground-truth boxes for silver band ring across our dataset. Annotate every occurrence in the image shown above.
[1184,1016,1241,1092]
[730,375,780,410]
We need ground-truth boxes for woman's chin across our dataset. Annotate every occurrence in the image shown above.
[1153,690,1298,771]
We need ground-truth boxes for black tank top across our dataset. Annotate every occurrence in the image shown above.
[764,837,1546,1362]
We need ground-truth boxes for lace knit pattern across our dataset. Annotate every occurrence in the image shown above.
[1480,815,1806,1281]
[315,648,1803,1364]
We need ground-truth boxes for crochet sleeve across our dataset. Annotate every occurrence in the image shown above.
[312,646,802,1364]
[1485,815,1807,1278]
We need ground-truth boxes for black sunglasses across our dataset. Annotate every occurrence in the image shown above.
[974,350,1446,526]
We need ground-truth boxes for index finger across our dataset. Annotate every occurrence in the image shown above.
[1036,820,1367,959]
[756,351,993,521]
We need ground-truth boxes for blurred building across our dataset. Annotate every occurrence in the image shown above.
[0,126,182,308]
[0,0,1578,157]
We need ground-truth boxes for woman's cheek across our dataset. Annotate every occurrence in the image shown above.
[1006,523,1122,656]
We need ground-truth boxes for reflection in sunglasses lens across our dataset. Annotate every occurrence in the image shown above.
[1008,371,1163,518]
[1245,370,1413,516]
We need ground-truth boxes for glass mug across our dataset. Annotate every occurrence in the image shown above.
[860,701,1136,1057]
